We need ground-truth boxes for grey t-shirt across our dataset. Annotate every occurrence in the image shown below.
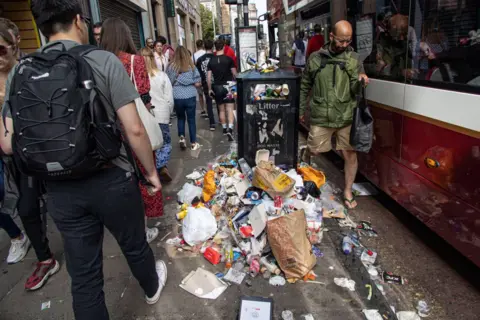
[2,40,138,172]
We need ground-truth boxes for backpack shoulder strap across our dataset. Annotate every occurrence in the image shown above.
[312,53,328,80]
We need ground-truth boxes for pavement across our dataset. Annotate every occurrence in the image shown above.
[0,110,479,320]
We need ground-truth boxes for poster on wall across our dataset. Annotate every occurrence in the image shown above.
[237,27,257,72]
[356,17,373,62]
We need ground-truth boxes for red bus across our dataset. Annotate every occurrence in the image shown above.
[300,0,480,267]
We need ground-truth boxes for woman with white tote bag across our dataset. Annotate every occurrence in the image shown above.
[141,48,174,182]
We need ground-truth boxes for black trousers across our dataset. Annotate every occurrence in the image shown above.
[0,211,21,238]
[18,175,52,262]
[45,167,159,320]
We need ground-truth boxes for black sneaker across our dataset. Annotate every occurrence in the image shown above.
[227,128,234,142]
[200,111,207,117]
[210,125,216,131]
[222,128,227,135]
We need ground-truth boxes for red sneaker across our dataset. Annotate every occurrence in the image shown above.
[25,259,60,291]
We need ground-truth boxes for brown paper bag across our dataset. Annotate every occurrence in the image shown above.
[252,161,295,198]
[267,210,316,279]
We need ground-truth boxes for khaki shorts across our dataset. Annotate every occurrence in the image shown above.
[307,125,354,153]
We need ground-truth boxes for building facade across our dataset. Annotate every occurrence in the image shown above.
[0,0,155,51]
[220,0,231,34]
[248,3,257,26]
[152,0,202,52]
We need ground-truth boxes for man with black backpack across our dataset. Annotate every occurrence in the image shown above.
[300,20,369,210]
[0,1,166,319]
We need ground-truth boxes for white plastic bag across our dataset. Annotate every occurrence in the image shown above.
[182,207,217,246]
[177,183,203,204]
[130,55,163,150]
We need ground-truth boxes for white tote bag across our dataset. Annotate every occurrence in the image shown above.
[130,55,163,150]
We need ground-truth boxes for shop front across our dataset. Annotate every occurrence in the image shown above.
[0,0,41,53]
[97,0,148,48]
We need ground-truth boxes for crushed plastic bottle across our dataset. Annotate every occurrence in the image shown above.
[416,300,430,317]
[238,158,253,182]
[342,233,359,255]
[361,249,377,265]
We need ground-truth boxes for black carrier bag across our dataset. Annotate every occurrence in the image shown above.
[349,81,373,153]
[5,44,121,180]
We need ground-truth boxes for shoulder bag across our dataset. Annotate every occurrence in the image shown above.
[130,55,163,150]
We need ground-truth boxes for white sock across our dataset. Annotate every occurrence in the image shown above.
[228,124,234,129]
[222,124,227,129]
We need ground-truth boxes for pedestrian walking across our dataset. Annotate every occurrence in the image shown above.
[306,24,325,60]
[193,39,208,119]
[207,39,237,141]
[101,18,165,226]
[141,47,174,182]
[0,2,167,318]
[166,46,202,151]
[158,35,175,63]
[195,39,216,130]
[300,20,369,209]
[153,40,168,71]
[292,31,308,68]
[0,157,30,265]
[0,19,59,290]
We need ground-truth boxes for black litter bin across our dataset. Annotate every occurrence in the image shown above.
[236,69,301,169]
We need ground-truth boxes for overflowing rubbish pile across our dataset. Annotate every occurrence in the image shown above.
[168,144,430,319]
[169,145,330,290]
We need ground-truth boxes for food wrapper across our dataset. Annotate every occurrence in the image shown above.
[252,161,295,198]
[297,166,326,189]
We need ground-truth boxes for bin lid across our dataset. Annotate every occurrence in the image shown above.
[236,69,301,80]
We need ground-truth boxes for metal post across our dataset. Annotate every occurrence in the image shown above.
[237,4,243,27]
[243,0,249,26]
[212,0,216,37]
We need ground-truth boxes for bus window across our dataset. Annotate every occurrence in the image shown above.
[358,0,412,83]
[409,0,480,93]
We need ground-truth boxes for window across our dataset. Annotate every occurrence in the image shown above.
[357,0,412,83]
[354,0,480,93]
[409,0,480,93]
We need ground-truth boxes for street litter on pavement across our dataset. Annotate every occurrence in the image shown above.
[167,145,417,316]
[334,277,356,291]
[179,268,228,299]
[41,301,51,311]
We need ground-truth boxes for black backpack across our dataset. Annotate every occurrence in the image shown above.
[5,44,122,180]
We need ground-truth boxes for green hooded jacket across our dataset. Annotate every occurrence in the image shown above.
[300,43,364,128]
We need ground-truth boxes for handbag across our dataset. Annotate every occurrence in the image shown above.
[130,55,163,150]
[349,81,374,153]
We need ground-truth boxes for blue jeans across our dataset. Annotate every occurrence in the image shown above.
[175,97,197,144]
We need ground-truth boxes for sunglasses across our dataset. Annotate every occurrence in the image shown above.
[0,45,12,56]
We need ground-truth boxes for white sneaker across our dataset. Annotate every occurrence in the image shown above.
[7,232,31,264]
[191,142,201,151]
[145,260,168,305]
[146,227,159,243]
